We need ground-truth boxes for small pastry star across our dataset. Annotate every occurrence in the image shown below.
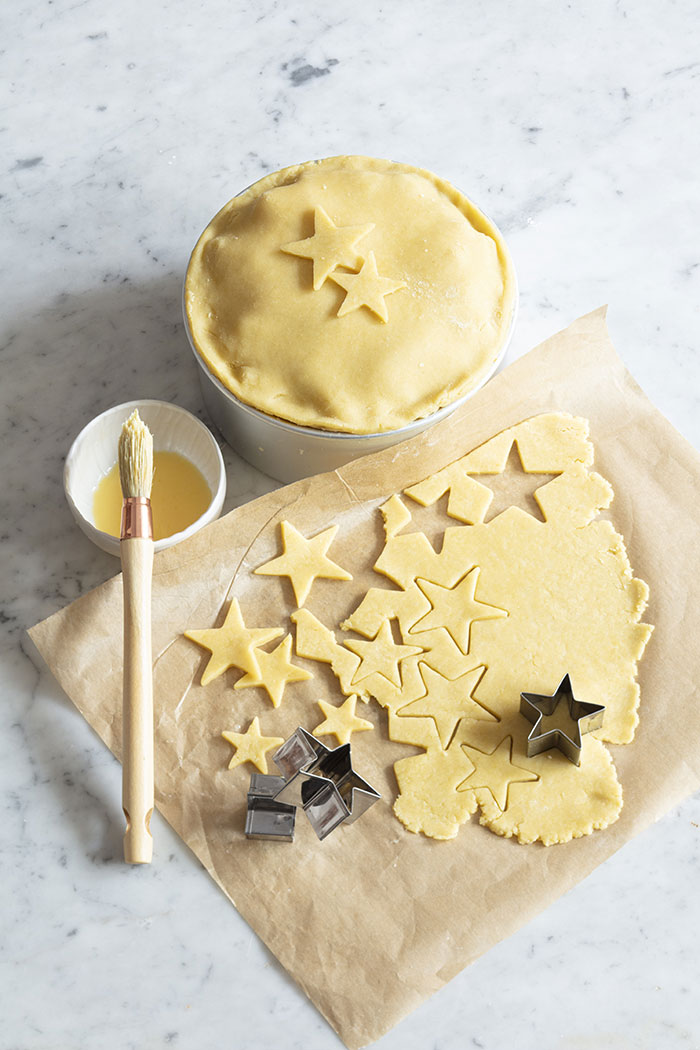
[184,599,283,685]
[345,619,423,688]
[457,736,538,812]
[330,251,406,323]
[520,674,605,765]
[280,205,375,290]
[313,694,374,746]
[221,717,284,774]
[411,567,508,655]
[397,663,493,749]
[234,634,312,707]
[254,520,352,607]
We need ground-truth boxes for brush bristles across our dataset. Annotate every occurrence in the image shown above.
[118,410,154,499]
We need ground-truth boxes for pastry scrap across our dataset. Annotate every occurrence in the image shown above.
[185,599,283,685]
[254,520,352,607]
[222,717,284,774]
[292,413,652,845]
[313,695,374,746]
[234,634,312,707]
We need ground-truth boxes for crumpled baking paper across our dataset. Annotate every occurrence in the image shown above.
[29,308,700,1048]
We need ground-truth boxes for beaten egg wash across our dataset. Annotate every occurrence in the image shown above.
[93,451,212,540]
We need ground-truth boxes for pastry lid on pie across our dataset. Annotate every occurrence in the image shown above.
[185,156,516,435]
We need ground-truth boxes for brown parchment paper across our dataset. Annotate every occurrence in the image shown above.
[29,308,700,1048]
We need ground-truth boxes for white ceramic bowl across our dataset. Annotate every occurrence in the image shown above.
[64,399,226,557]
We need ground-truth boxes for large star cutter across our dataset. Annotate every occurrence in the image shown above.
[520,674,605,766]
[272,727,380,840]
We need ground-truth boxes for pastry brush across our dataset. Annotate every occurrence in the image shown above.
[118,409,155,864]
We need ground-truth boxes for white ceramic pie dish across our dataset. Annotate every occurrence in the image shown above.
[64,399,226,556]
[183,279,518,485]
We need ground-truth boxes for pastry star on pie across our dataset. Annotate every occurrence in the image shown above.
[411,567,508,654]
[221,717,284,773]
[313,694,373,746]
[345,619,423,688]
[280,205,375,290]
[254,520,352,607]
[185,599,283,685]
[234,634,312,707]
[331,251,406,323]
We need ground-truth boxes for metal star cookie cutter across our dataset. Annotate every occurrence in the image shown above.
[520,673,605,766]
[245,773,296,841]
[272,727,380,840]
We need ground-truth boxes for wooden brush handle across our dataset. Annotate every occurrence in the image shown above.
[121,537,154,864]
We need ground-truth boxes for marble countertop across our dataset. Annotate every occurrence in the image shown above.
[3,1,700,1047]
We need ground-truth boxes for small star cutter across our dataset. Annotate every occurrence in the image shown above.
[520,673,605,766]
[271,727,380,840]
[245,773,296,842]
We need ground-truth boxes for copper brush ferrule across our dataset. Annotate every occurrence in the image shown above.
[120,496,153,540]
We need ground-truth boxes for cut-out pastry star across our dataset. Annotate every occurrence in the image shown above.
[254,520,352,607]
[313,694,374,746]
[185,598,283,685]
[280,205,375,290]
[520,673,605,766]
[222,717,285,774]
[234,634,312,707]
[397,663,493,749]
[345,619,423,688]
[331,251,406,323]
[458,736,539,812]
[411,567,508,655]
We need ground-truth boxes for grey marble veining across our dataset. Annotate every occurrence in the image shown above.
[2,1,700,1047]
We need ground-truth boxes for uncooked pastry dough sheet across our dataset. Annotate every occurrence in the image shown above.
[29,309,700,1049]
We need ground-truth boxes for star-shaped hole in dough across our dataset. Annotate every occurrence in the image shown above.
[221,716,284,774]
[457,736,538,812]
[254,520,352,608]
[313,694,374,746]
[330,251,406,323]
[397,663,494,749]
[345,619,423,688]
[474,442,560,523]
[410,567,508,655]
[234,634,312,708]
[185,599,283,685]
[280,205,375,291]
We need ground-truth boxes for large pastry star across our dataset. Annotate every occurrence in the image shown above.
[410,566,508,655]
[313,694,374,746]
[345,619,423,688]
[221,717,284,774]
[397,663,492,749]
[185,598,283,685]
[254,520,352,607]
[280,205,375,290]
[330,251,406,323]
[234,634,312,708]
[457,736,538,812]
